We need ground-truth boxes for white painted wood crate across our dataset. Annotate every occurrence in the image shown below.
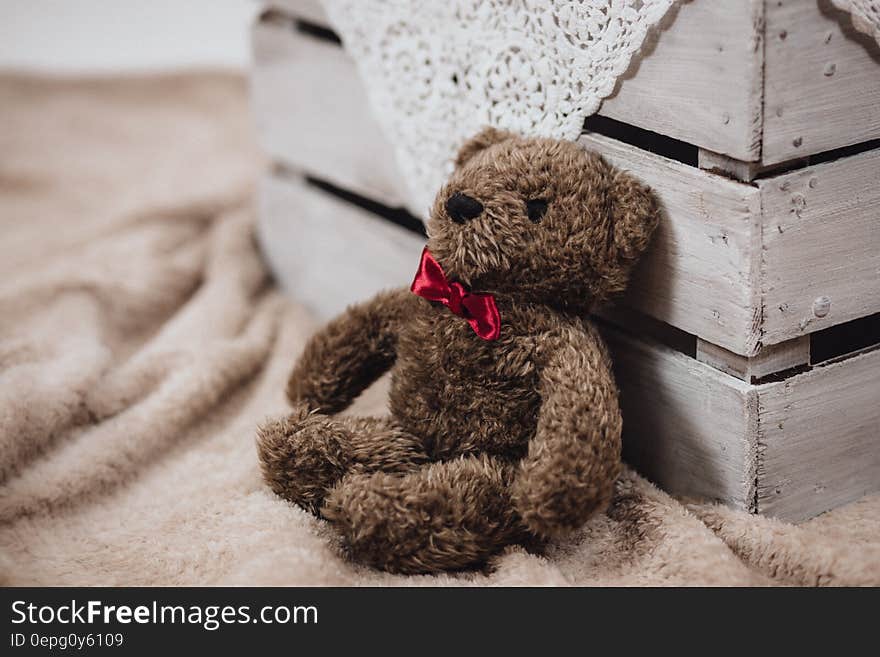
[251,0,880,522]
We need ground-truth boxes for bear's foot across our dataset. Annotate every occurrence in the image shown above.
[256,405,354,515]
[322,454,527,574]
[257,409,429,516]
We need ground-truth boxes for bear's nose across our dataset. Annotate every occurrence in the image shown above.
[446,192,484,224]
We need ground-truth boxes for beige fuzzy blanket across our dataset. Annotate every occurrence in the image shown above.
[0,73,877,586]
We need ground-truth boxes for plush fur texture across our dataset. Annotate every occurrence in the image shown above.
[257,128,660,573]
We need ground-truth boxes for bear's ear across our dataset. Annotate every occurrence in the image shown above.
[606,169,660,268]
[454,127,515,168]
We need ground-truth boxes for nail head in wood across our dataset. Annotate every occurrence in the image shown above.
[812,296,831,318]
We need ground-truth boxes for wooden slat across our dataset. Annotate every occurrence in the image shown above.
[600,0,764,162]
[758,147,880,346]
[756,347,880,521]
[762,0,880,164]
[697,336,810,382]
[257,172,425,319]
[251,15,407,207]
[580,132,763,356]
[601,325,756,510]
[698,149,762,183]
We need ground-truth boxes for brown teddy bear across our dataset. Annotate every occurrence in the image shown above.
[257,127,659,574]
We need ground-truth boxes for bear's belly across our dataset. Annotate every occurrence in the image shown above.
[389,305,540,460]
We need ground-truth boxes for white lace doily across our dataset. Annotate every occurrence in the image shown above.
[832,0,880,43]
[320,0,676,213]
[319,0,880,213]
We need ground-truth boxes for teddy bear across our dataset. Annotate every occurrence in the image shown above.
[256,127,659,574]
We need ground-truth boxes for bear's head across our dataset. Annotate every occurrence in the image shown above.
[426,128,660,313]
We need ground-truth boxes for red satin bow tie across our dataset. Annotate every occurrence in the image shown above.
[410,247,501,341]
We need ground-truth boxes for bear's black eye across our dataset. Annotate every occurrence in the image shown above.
[525,199,549,223]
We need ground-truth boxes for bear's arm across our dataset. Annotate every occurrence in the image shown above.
[286,287,417,414]
[511,320,622,538]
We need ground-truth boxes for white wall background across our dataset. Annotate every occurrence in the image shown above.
[0,0,261,72]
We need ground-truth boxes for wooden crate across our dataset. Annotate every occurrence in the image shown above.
[251,1,880,521]
[601,322,880,521]
[257,169,425,318]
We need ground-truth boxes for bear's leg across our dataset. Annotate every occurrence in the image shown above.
[322,454,527,573]
[256,406,428,516]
